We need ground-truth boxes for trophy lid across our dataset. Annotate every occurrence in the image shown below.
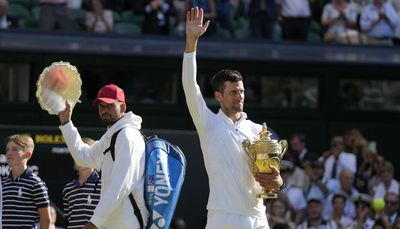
[258,122,277,143]
[36,61,82,115]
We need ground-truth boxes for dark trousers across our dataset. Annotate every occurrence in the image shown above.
[250,13,275,40]
[281,16,311,41]
[39,3,72,31]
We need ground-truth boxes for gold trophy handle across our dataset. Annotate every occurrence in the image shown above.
[279,139,288,160]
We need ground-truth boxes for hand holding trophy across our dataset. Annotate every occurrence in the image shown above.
[243,123,288,198]
[36,62,82,115]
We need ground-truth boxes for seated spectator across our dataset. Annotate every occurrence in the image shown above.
[304,160,339,202]
[372,161,399,198]
[323,170,359,219]
[360,0,399,45]
[320,134,344,162]
[297,198,335,229]
[320,0,362,44]
[351,193,375,229]
[40,0,73,31]
[266,198,295,229]
[330,193,354,228]
[142,0,177,35]
[85,0,113,33]
[279,160,307,225]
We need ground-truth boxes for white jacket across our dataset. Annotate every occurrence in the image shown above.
[59,111,149,229]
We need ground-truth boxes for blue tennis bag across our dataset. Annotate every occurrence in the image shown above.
[103,129,186,229]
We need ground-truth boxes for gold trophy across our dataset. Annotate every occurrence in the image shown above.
[243,123,288,198]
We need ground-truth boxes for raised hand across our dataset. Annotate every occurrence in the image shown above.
[185,7,210,53]
[58,101,73,125]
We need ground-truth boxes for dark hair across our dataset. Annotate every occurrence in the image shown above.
[211,69,243,93]
[332,193,347,204]
[291,133,306,143]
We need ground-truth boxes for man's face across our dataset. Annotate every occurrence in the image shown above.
[384,193,399,215]
[215,81,244,116]
[98,101,125,126]
[290,137,304,153]
[307,202,322,220]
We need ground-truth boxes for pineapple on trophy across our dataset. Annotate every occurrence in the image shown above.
[242,123,288,198]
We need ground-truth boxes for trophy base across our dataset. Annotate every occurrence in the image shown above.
[256,192,278,199]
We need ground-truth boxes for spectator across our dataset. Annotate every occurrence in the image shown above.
[0,0,15,29]
[304,160,339,202]
[247,0,278,40]
[320,0,362,44]
[360,0,399,45]
[39,0,72,31]
[323,134,357,180]
[277,0,312,41]
[297,198,335,229]
[266,198,295,229]
[351,193,375,229]
[330,193,354,228]
[85,0,113,33]
[320,134,344,162]
[279,160,307,225]
[288,133,318,168]
[323,170,359,219]
[1,134,51,228]
[392,0,400,44]
[382,192,400,225]
[355,145,379,194]
[62,137,101,229]
[372,161,399,198]
[215,0,233,31]
[142,0,177,35]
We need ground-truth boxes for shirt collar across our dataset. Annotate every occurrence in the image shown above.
[8,167,33,180]
[217,109,248,125]
[73,170,99,187]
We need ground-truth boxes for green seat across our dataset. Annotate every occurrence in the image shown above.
[215,27,231,39]
[8,4,31,19]
[18,17,39,28]
[114,22,141,34]
[113,11,121,23]
[233,17,249,30]
[121,11,144,25]
[233,27,249,40]
[11,0,31,8]
[70,8,86,22]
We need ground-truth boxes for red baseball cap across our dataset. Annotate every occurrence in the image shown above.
[92,84,126,106]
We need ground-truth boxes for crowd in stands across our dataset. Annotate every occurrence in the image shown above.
[268,128,400,229]
[0,0,400,45]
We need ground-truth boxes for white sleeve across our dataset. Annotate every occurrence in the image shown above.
[59,121,104,170]
[182,52,215,135]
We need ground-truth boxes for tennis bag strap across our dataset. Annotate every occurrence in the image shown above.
[102,128,144,229]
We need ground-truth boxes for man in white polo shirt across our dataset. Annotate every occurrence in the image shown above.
[182,7,284,229]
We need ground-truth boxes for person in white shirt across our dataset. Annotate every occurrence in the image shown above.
[360,0,399,44]
[182,7,284,229]
[0,0,11,29]
[58,84,148,229]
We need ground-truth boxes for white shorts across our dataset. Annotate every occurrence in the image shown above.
[205,210,269,229]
